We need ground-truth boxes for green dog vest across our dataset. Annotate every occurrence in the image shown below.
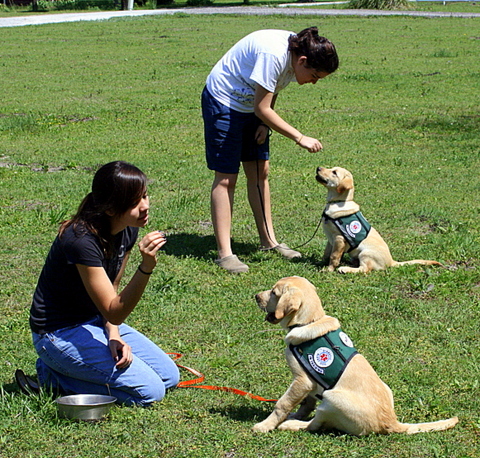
[322,211,371,252]
[290,328,358,392]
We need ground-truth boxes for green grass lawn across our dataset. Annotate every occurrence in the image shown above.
[0,11,479,458]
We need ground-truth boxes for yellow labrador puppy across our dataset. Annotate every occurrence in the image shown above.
[253,276,458,435]
[316,166,442,273]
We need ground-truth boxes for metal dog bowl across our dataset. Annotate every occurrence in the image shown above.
[55,394,117,421]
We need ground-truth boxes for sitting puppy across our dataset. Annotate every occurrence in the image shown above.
[253,276,458,435]
[316,166,442,273]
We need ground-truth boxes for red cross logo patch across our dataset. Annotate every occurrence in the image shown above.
[313,347,335,368]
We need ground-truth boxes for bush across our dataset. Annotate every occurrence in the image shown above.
[348,0,411,9]
[186,0,213,5]
[33,0,117,11]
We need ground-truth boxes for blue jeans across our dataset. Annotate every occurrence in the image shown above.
[32,316,180,406]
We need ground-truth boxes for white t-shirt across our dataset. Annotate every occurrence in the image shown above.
[206,29,297,113]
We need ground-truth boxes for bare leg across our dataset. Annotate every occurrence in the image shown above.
[211,171,238,259]
[243,160,278,249]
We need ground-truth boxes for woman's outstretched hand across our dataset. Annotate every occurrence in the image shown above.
[297,135,323,153]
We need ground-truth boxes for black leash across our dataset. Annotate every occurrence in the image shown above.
[255,159,323,252]
[290,215,323,250]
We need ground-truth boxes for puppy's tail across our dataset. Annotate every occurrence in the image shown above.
[392,260,443,268]
[394,416,458,434]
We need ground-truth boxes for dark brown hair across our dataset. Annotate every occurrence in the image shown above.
[60,161,147,255]
[288,27,339,74]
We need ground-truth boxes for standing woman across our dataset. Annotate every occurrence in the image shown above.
[202,27,339,273]
[20,161,180,405]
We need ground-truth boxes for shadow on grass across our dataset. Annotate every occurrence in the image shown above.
[208,404,272,423]
[404,113,480,134]
[2,375,61,399]
[2,380,23,394]
[163,232,262,260]
[208,404,348,437]
[162,232,333,270]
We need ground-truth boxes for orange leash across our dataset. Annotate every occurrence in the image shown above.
[169,353,277,403]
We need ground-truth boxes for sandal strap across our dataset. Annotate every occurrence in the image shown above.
[15,369,40,395]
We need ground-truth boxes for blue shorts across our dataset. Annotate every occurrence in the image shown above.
[201,86,270,174]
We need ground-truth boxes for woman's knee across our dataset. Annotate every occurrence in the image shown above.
[244,160,270,181]
[166,363,181,389]
[133,383,166,406]
[127,360,179,406]
[213,172,238,191]
[132,366,180,405]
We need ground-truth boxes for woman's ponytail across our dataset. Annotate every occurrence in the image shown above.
[289,26,339,74]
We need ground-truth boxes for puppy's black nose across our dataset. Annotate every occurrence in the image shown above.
[316,167,323,173]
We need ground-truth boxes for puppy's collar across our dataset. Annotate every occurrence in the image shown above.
[288,322,313,330]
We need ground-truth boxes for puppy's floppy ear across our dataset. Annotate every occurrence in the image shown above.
[275,286,303,320]
[336,174,353,194]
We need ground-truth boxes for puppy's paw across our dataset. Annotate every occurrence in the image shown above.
[252,421,275,433]
[278,419,310,431]
[338,266,363,274]
[337,266,354,274]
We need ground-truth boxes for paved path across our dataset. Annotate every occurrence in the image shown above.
[0,6,479,28]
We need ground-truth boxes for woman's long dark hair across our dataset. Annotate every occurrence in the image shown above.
[60,161,147,256]
[289,27,339,74]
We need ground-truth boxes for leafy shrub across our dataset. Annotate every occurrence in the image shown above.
[348,0,411,9]
[33,0,117,11]
[186,0,213,5]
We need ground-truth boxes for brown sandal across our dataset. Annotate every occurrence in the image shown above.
[260,243,302,260]
[215,255,249,274]
[15,369,40,396]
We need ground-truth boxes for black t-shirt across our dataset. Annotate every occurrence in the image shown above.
[30,224,138,334]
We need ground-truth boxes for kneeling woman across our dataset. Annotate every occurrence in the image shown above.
[27,161,179,405]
